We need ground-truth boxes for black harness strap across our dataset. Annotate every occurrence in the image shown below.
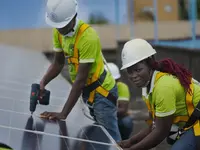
[82,70,117,105]
[179,101,200,149]
[183,101,200,129]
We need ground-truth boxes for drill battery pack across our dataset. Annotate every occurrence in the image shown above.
[29,83,50,113]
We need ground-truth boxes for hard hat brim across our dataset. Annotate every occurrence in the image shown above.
[45,13,74,28]
[120,51,156,70]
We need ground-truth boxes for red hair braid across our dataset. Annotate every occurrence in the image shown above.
[150,58,192,92]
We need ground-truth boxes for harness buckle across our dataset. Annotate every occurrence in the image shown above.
[195,107,200,113]
[86,100,94,108]
[152,121,156,130]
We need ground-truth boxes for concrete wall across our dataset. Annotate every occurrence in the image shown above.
[1,21,200,51]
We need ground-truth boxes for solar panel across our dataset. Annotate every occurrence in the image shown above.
[0,46,122,150]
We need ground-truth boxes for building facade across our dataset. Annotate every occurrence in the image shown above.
[127,0,179,21]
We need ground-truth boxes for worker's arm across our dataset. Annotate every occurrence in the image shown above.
[61,63,91,117]
[130,123,152,144]
[125,115,173,150]
[60,37,99,118]
[40,51,65,87]
[117,101,129,118]
[40,63,91,120]
[118,124,153,148]
[60,36,99,118]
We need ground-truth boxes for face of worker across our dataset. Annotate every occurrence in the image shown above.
[126,61,152,88]
[57,16,76,36]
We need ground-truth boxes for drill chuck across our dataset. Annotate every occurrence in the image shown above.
[30,83,50,114]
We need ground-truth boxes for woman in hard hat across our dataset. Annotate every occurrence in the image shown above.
[117,39,200,150]
[106,63,133,140]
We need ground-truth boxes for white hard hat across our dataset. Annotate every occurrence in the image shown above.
[45,0,78,28]
[121,38,156,70]
[106,63,121,80]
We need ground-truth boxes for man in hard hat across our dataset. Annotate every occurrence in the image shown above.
[106,63,133,140]
[117,38,200,150]
[39,0,121,142]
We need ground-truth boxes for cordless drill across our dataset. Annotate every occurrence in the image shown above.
[29,83,50,114]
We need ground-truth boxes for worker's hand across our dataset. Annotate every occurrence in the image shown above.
[40,111,66,120]
[39,81,45,98]
[117,139,132,148]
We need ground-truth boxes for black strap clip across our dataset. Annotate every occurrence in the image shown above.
[184,101,200,129]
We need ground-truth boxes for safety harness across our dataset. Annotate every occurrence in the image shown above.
[58,23,117,106]
[143,72,200,147]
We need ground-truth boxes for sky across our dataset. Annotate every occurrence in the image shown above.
[0,0,128,30]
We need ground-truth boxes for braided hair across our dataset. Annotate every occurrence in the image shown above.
[147,57,192,92]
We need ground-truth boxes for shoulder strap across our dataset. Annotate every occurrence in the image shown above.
[58,32,62,46]
[57,23,90,52]
[155,72,168,83]
[73,23,90,59]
